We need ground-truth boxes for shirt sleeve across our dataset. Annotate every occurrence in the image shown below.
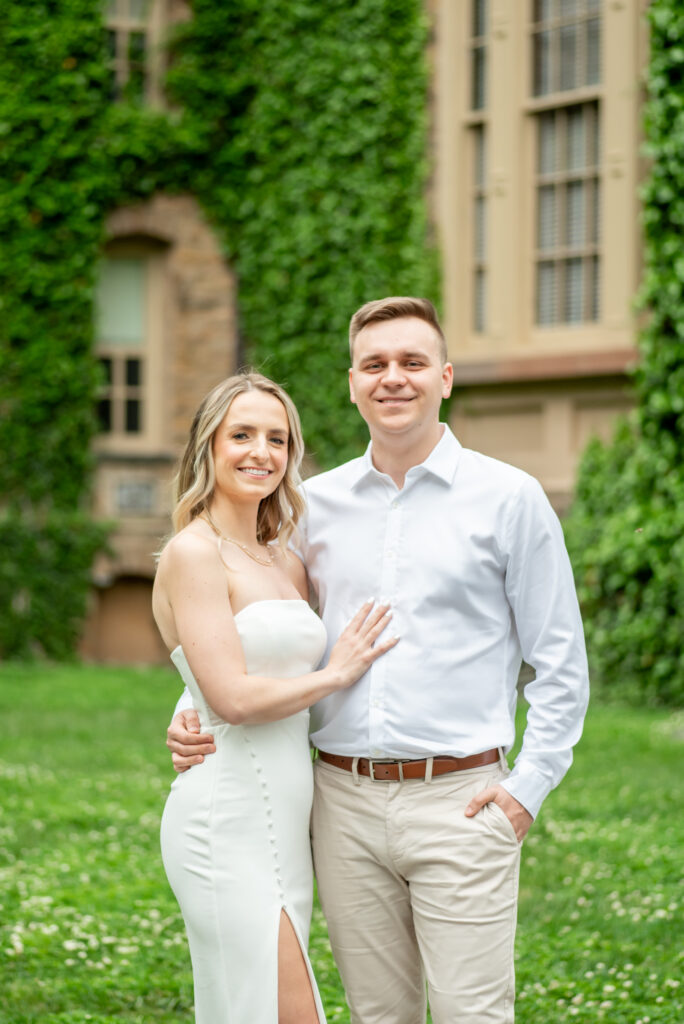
[498,475,589,819]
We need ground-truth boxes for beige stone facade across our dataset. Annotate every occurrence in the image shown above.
[432,0,648,509]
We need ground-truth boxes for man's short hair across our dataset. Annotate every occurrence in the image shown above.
[349,297,448,365]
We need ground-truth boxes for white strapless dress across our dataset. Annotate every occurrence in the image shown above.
[160,600,328,1023]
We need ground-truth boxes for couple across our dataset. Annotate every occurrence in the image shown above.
[155,296,589,1024]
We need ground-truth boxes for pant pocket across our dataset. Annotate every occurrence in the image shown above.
[487,800,520,845]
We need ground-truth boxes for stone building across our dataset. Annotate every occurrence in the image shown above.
[81,0,649,661]
[433,0,647,511]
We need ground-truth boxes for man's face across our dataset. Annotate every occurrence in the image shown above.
[349,317,453,441]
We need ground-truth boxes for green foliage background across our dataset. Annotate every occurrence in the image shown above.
[0,0,437,657]
[564,0,684,707]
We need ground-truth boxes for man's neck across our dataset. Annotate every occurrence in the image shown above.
[369,424,444,489]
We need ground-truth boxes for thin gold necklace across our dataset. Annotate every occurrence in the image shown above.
[200,510,275,567]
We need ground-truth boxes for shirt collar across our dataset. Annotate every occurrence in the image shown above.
[349,424,462,489]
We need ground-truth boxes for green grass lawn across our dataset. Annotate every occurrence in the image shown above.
[0,662,682,1023]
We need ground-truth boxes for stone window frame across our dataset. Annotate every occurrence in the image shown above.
[105,0,169,106]
[94,238,168,455]
[528,0,603,327]
[433,0,643,361]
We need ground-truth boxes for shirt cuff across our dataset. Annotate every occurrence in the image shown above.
[499,763,551,820]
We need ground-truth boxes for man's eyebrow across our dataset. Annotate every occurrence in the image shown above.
[359,349,429,363]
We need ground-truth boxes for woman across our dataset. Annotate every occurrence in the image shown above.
[154,373,397,1024]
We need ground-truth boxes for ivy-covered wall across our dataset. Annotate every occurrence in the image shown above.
[0,0,437,657]
[0,1,110,658]
[166,0,438,468]
[564,0,684,707]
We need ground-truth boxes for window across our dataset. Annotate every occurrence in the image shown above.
[95,258,148,438]
[469,0,489,332]
[532,0,601,97]
[472,126,488,332]
[531,1,601,326]
[470,0,488,111]
[105,0,167,105]
[535,103,601,324]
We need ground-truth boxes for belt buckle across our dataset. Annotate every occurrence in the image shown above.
[368,759,404,782]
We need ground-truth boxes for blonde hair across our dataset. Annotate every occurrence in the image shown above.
[349,296,447,365]
[172,373,305,548]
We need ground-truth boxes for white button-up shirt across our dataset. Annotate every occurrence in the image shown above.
[299,426,589,818]
[175,426,589,818]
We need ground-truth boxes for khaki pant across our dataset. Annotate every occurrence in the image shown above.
[311,758,520,1024]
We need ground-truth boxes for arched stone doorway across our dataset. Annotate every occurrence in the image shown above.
[81,575,169,665]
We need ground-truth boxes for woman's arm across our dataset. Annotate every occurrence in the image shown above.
[161,535,396,726]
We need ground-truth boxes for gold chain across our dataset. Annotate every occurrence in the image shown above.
[200,510,275,567]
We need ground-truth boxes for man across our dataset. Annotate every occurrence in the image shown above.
[168,297,589,1023]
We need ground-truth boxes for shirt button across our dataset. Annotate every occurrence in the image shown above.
[391,501,399,509]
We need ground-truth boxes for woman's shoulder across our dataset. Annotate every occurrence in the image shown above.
[158,523,218,575]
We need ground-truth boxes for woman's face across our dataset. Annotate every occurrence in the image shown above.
[212,390,290,504]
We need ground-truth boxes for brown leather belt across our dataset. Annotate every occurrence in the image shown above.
[317,748,499,782]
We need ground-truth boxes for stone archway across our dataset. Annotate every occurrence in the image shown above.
[81,575,169,664]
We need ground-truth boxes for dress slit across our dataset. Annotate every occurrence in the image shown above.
[277,906,327,1024]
